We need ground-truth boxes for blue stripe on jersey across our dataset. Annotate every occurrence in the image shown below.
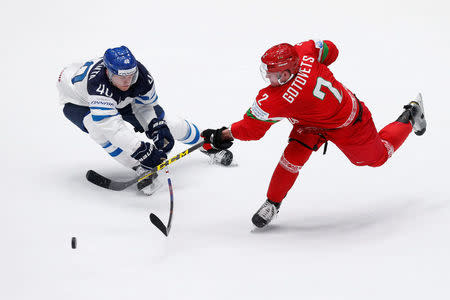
[186,124,200,144]
[135,95,153,105]
[181,120,192,141]
[102,141,112,148]
[71,61,94,84]
[90,106,115,110]
[92,113,119,122]
[109,147,123,157]
[149,95,158,104]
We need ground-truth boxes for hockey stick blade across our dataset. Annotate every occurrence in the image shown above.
[86,170,111,188]
[149,174,174,237]
[150,213,168,236]
[86,141,204,192]
[86,170,138,191]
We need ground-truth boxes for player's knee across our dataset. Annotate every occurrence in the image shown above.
[283,141,313,166]
[279,154,303,173]
[367,157,388,168]
[367,140,393,167]
[350,154,388,168]
[63,103,90,133]
[82,114,109,145]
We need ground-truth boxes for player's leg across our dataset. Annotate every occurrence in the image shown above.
[81,111,139,169]
[371,93,426,165]
[166,117,233,166]
[62,103,90,133]
[61,102,141,171]
[82,111,165,195]
[166,116,201,145]
[252,131,324,228]
[391,93,426,136]
[330,96,425,167]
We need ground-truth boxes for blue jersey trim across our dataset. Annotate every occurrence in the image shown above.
[109,147,123,157]
[90,106,115,110]
[181,120,192,141]
[149,95,158,104]
[102,141,112,148]
[134,99,144,105]
[71,61,94,84]
[186,124,200,144]
[92,113,119,122]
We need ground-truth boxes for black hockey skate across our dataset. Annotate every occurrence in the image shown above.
[252,199,280,228]
[134,166,162,195]
[201,148,233,166]
[397,93,427,136]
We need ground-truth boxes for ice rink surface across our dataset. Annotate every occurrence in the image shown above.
[1,0,449,299]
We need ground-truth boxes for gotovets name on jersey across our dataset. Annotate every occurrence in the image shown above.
[282,55,314,103]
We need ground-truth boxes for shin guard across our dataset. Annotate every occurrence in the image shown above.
[267,141,314,203]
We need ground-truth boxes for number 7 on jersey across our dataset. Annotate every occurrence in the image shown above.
[313,77,342,103]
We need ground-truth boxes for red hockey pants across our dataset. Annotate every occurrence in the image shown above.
[267,102,412,203]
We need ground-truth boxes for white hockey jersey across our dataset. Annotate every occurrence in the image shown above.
[58,58,161,154]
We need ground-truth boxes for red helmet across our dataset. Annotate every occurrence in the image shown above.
[261,43,300,74]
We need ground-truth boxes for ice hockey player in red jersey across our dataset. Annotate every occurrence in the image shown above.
[201,40,427,228]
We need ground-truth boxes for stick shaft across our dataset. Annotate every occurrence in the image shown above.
[137,141,204,190]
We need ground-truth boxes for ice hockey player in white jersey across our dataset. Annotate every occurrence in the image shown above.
[57,46,233,195]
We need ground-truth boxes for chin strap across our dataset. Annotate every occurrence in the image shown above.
[277,72,295,85]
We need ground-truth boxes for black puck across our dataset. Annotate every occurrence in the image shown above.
[71,237,77,249]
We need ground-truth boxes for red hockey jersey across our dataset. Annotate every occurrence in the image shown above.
[231,40,360,140]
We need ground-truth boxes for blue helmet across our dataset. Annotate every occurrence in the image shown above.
[103,46,137,76]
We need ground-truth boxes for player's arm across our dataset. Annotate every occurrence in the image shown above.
[201,115,274,150]
[132,63,163,130]
[230,107,277,141]
[133,65,174,152]
[202,97,282,149]
[133,84,166,126]
[295,40,339,66]
[230,94,283,141]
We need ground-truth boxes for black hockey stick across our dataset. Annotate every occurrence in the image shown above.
[86,170,137,191]
[86,141,204,191]
[149,172,174,236]
[137,140,204,190]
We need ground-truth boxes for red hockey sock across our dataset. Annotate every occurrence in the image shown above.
[266,141,315,203]
[379,121,412,151]
[267,163,299,203]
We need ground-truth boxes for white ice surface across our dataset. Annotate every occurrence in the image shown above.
[1,0,449,299]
